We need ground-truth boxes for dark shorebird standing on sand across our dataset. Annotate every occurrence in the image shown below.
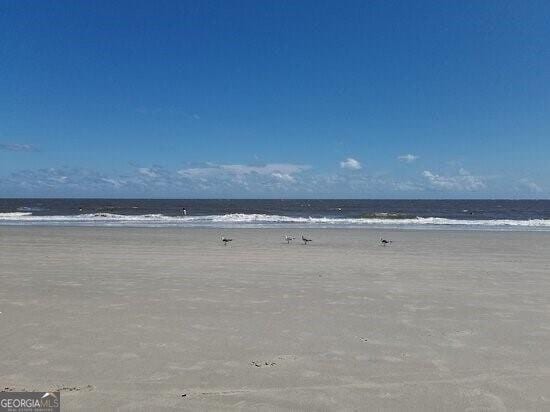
[380,237,392,246]
[301,234,312,245]
[221,236,233,246]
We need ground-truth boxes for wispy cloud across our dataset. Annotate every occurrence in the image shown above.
[179,163,308,177]
[340,158,362,170]
[422,168,485,191]
[135,106,201,120]
[0,143,39,152]
[177,163,311,191]
[219,163,310,176]
[398,154,419,163]
[3,168,116,192]
[518,178,542,193]
[271,172,296,183]
[138,167,160,178]
[2,162,543,197]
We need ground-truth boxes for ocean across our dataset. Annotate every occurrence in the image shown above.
[0,198,549,230]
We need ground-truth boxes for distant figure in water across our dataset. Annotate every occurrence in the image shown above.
[221,236,232,246]
[301,235,312,245]
[284,235,295,244]
[380,237,393,246]
[79,206,83,212]
[182,207,187,216]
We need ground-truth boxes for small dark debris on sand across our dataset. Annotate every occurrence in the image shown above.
[250,361,277,368]
[56,385,93,392]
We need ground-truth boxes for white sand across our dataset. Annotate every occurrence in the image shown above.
[1,226,550,410]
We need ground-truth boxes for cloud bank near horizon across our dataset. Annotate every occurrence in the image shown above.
[0,162,544,198]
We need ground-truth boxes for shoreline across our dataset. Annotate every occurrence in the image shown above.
[1,222,550,233]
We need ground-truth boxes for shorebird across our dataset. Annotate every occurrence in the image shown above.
[301,234,312,245]
[221,236,233,246]
[284,235,295,244]
[380,237,392,246]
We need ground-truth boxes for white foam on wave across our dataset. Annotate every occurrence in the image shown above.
[0,212,549,229]
[0,212,171,222]
[0,212,33,218]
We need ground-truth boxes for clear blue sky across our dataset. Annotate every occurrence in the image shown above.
[1,0,549,198]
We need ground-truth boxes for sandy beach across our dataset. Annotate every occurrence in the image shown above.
[1,226,550,410]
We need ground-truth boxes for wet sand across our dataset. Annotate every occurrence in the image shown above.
[1,226,550,410]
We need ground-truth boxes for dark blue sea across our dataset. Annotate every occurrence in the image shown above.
[1,199,550,230]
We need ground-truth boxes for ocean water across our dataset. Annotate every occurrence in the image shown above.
[0,199,550,230]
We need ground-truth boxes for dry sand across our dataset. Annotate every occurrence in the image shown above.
[1,226,550,410]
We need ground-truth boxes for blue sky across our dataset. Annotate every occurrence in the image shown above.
[1,0,549,198]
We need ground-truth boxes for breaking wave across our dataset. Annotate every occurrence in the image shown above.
[0,212,33,218]
[1,212,550,230]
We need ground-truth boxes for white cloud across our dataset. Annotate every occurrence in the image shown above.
[422,168,485,191]
[177,163,311,192]
[177,167,218,178]
[178,163,310,180]
[2,167,128,193]
[0,143,38,152]
[138,167,159,178]
[101,178,125,187]
[398,154,419,163]
[340,158,362,170]
[392,181,425,192]
[518,178,542,193]
[271,172,296,183]
[218,163,310,176]
[9,162,548,197]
